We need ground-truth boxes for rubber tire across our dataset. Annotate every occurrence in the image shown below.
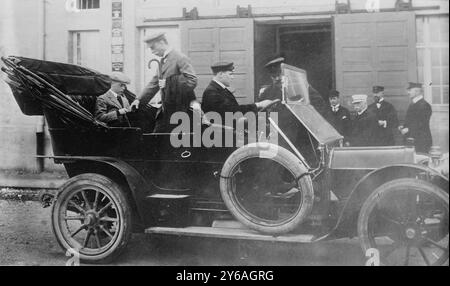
[357,178,449,266]
[220,143,314,235]
[51,173,132,264]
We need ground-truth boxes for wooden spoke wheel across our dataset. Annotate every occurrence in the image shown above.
[358,178,449,266]
[51,174,132,264]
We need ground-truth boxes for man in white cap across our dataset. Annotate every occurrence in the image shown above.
[95,72,133,127]
[131,32,200,132]
[348,94,378,146]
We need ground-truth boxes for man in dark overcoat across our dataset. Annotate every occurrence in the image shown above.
[202,62,274,123]
[131,32,201,132]
[368,85,399,146]
[328,89,350,139]
[399,82,433,153]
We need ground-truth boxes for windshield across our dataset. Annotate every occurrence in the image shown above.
[280,64,343,145]
[281,64,310,104]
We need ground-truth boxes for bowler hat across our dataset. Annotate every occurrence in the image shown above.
[373,86,384,93]
[329,89,340,98]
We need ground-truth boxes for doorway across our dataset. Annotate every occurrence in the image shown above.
[254,20,333,100]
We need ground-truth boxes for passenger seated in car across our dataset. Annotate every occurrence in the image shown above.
[202,62,274,125]
[95,72,133,127]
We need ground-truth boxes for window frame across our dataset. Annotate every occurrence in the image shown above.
[416,14,449,110]
[76,0,100,10]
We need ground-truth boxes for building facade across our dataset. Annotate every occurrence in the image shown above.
[0,0,448,171]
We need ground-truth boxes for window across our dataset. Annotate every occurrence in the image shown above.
[77,0,100,10]
[416,15,449,105]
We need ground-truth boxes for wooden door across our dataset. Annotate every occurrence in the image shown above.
[180,19,254,104]
[334,12,417,118]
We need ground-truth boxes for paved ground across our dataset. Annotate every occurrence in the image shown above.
[0,198,367,266]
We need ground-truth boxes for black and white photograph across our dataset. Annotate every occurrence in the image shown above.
[0,0,448,269]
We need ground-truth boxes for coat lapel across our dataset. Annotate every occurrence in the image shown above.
[106,91,122,109]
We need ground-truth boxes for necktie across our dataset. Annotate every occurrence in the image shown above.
[117,95,124,108]
[333,106,338,113]
[161,56,167,67]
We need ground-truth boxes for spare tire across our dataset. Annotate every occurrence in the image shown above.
[220,143,314,235]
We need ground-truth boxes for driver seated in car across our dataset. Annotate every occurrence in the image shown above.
[202,62,274,125]
[95,72,133,127]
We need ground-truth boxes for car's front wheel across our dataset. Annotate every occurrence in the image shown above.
[358,178,448,266]
[51,173,132,264]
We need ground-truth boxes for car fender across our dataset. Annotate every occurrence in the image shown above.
[49,156,155,227]
[329,163,449,238]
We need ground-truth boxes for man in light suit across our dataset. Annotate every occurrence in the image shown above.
[95,72,132,127]
[131,32,201,132]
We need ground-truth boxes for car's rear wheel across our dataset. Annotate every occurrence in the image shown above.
[358,178,449,266]
[51,173,132,264]
[220,143,314,235]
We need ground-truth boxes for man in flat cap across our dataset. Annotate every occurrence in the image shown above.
[202,62,274,122]
[131,32,200,132]
[368,85,399,146]
[95,72,133,127]
[328,89,350,139]
[398,82,432,153]
[348,94,379,146]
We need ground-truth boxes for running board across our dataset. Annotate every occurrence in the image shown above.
[145,226,315,243]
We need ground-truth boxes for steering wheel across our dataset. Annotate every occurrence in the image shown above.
[260,99,282,112]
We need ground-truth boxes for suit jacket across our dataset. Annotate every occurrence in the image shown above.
[348,108,379,147]
[95,90,131,126]
[330,105,351,138]
[368,100,399,146]
[202,81,257,122]
[139,50,197,109]
[404,98,432,153]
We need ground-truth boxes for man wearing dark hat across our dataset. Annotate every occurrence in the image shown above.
[368,85,399,146]
[95,72,133,127]
[131,32,199,132]
[348,94,379,147]
[328,89,350,138]
[398,82,432,153]
[259,57,285,101]
[259,56,331,121]
[202,62,274,121]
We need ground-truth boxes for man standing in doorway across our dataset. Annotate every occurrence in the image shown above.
[368,85,399,146]
[328,89,350,139]
[131,32,201,132]
[398,82,432,153]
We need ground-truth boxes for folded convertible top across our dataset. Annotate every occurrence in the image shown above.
[12,56,111,97]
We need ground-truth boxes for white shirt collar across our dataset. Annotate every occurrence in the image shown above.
[378,98,384,103]
[163,47,173,59]
[331,104,340,111]
[357,107,367,116]
[413,95,424,104]
[213,79,227,90]
[110,89,119,98]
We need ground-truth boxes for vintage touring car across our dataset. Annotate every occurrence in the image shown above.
[1,56,448,266]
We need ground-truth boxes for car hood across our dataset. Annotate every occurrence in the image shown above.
[329,146,416,170]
